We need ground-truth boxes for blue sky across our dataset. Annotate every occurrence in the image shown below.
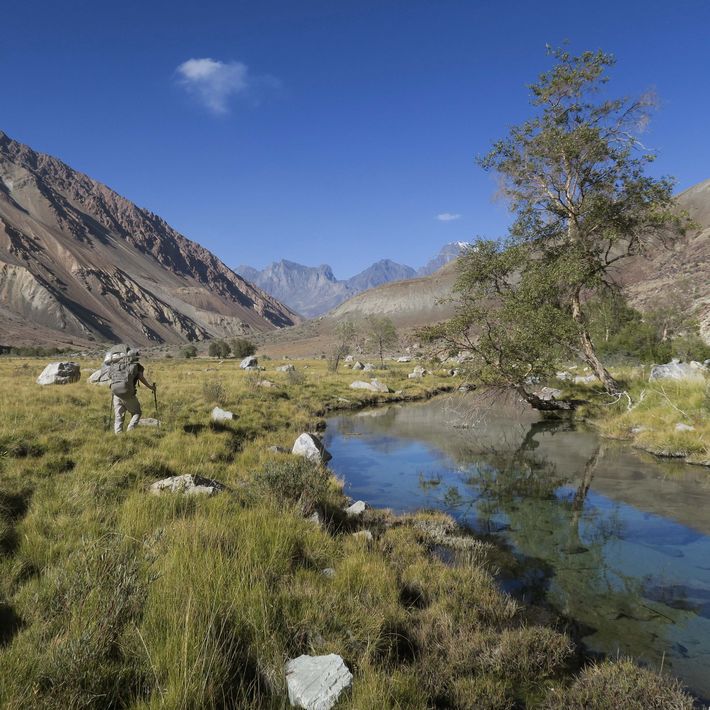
[3,0,709,277]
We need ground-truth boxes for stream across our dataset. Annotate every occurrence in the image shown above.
[322,392,710,700]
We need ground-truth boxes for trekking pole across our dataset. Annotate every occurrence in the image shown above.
[153,384,160,429]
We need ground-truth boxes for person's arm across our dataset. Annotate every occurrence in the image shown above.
[138,372,155,391]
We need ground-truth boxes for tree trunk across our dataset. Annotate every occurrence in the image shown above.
[571,293,622,395]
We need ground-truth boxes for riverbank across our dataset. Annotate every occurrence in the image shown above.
[0,357,696,708]
[556,370,710,468]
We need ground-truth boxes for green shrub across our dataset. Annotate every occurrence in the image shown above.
[255,457,334,515]
[202,378,227,405]
[230,338,256,358]
[180,344,198,359]
[544,659,694,709]
[207,340,230,358]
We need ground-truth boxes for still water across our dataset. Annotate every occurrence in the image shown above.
[323,394,710,700]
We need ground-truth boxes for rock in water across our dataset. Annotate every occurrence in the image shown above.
[285,654,353,710]
[150,474,225,495]
[240,355,259,369]
[292,433,332,463]
[37,362,80,385]
[650,359,706,382]
[211,406,235,422]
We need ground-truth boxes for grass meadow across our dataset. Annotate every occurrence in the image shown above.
[0,356,696,709]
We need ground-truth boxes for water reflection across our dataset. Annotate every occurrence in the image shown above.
[323,394,710,700]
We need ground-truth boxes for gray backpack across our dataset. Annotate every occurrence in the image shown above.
[105,345,139,398]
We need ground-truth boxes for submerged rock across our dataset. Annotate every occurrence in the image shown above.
[285,654,353,710]
[37,362,80,385]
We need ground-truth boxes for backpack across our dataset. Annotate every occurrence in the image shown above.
[105,344,139,398]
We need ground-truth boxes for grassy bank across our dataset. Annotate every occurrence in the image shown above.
[557,368,710,467]
[0,356,695,708]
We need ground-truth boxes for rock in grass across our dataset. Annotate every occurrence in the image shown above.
[292,433,332,463]
[650,359,706,382]
[211,406,235,422]
[675,423,696,432]
[363,363,375,372]
[37,362,80,385]
[88,366,111,385]
[285,654,353,710]
[267,445,289,454]
[396,355,411,363]
[349,379,390,393]
[240,355,259,370]
[408,366,427,379]
[277,364,295,372]
[150,474,225,496]
[537,387,562,401]
[351,361,365,370]
[345,500,367,517]
[137,418,161,427]
[321,568,336,578]
[573,374,597,385]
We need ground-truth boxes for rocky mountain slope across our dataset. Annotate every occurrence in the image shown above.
[236,258,416,317]
[237,245,468,318]
[260,180,710,355]
[0,131,299,347]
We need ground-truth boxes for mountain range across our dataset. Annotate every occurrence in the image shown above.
[0,130,299,348]
[237,243,468,317]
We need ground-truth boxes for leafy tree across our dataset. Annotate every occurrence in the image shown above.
[366,315,398,367]
[180,344,198,359]
[230,337,256,358]
[207,340,230,358]
[429,47,687,397]
[328,319,358,372]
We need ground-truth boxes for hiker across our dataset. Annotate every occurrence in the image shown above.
[106,346,155,434]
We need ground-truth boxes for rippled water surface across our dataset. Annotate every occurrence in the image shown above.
[323,394,710,700]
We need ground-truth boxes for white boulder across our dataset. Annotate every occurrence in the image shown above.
[349,379,390,393]
[408,366,427,379]
[211,406,235,422]
[137,418,161,427]
[37,362,81,385]
[537,387,562,401]
[396,356,411,363]
[363,363,375,372]
[277,364,296,372]
[351,361,365,371]
[292,433,332,463]
[650,360,706,382]
[573,374,597,385]
[88,366,111,385]
[675,423,696,432]
[345,500,367,517]
[150,474,225,496]
[240,355,259,369]
[285,654,353,710]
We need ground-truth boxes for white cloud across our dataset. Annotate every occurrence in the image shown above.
[176,58,260,114]
[436,213,461,222]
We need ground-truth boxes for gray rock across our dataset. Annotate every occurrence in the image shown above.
[211,406,235,422]
[349,379,390,393]
[150,474,225,496]
[631,426,648,434]
[240,355,259,370]
[292,433,332,463]
[345,500,367,517]
[537,387,563,401]
[344,355,354,363]
[351,361,365,371]
[650,359,706,382]
[573,374,597,385]
[362,363,375,372]
[408,365,427,379]
[257,379,276,388]
[285,654,353,710]
[321,568,336,578]
[675,423,696,432]
[555,371,573,381]
[137,418,161,427]
[458,383,475,392]
[37,362,81,385]
[267,445,289,454]
[88,366,111,385]
[308,511,322,527]
[396,356,412,363]
[277,364,296,372]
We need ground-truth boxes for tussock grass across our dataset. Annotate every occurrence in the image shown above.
[0,357,695,707]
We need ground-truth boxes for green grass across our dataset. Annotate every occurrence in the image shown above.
[0,356,696,708]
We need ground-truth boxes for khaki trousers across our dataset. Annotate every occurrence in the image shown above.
[113,394,142,434]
